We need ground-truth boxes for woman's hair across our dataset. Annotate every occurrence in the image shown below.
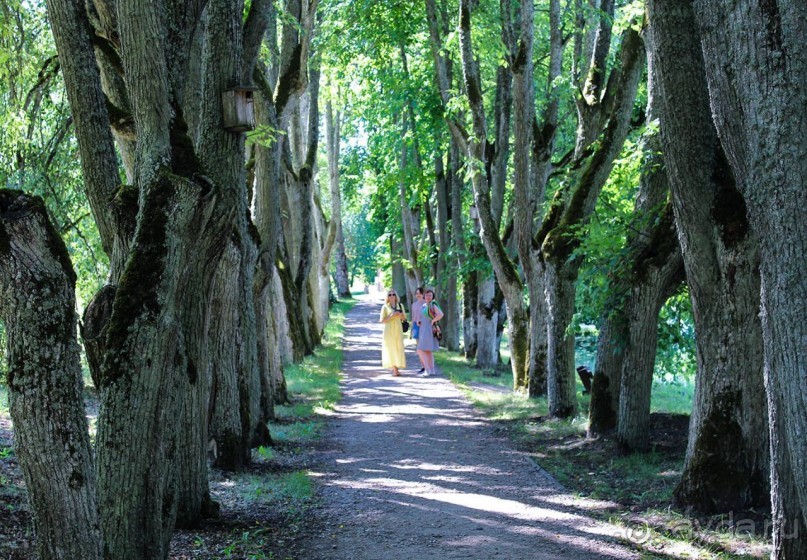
[415,287,424,296]
[424,288,435,297]
[386,289,398,299]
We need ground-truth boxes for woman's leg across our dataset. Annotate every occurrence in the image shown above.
[417,350,429,375]
[426,351,436,374]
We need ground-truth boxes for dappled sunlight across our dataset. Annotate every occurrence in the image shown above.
[537,492,621,511]
[327,472,635,558]
[308,299,649,559]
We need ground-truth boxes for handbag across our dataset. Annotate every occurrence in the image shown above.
[394,305,409,333]
[432,323,442,341]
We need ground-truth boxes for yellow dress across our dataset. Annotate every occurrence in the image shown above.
[380,304,406,369]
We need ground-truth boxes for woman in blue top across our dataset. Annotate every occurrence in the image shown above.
[410,287,427,373]
[416,288,443,377]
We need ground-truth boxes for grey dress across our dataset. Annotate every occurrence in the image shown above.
[416,302,442,352]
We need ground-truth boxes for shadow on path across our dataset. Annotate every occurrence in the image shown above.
[303,296,639,560]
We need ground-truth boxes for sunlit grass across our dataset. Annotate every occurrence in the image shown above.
[248,298,353,508]
[236,471,315,506]
[274,299,352,422]
[651,377,696,414]
[0,384,8,416]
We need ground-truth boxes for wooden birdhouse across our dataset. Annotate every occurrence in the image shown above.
[222,86,257,132]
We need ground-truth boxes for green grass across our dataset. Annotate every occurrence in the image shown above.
[236,470,315,506]
[249,299,353,497]
[274,299,351,421]
[651,377,696,414]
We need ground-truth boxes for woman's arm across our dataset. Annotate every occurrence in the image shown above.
[430,304,444,323]
[379,305,403,323]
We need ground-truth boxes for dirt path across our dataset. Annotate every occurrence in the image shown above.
[301,297,640,560]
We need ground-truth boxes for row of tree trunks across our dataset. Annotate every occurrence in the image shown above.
[0,191,103,560]
[588,85,684,444]
[38,0,285,555]
[646,0,770,513]
[541,26,646,417]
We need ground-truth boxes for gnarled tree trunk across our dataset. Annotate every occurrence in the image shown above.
[590,83,685,440]
[647,0,770,513]
[0,191,103,560]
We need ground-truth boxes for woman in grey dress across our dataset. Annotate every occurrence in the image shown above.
[416,288,443,377]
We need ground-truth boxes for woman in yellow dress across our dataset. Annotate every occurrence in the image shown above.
[379,289,407,376]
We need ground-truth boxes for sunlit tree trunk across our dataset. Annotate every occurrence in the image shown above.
[0,191,103,560]
[448,139,466,352]
[647,0,769,513]
[334,225,351,298]
[434,152,459,350]
[322,97,348,299]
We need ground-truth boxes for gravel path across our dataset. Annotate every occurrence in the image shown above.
[303,296,639,560]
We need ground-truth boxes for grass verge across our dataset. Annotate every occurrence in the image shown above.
[183,298,354,560]
[436,351,770,560]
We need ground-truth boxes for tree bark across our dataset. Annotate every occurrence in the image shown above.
[0,191,103,560]
[590,81,684,438]
[434,152,459,350]
[458,0,530,389]
[207,238,250,472]
[447,138,466,352]
[689,5,807,546]
[334,223,351,298]
[322,97,345,296]
[647,0,770,513]
[540,27,645,417]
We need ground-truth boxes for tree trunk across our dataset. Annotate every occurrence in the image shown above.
[207,239,250,472]
[398,115,424,297]
[616,234,684,450]
[458,0,529,388]
[544,262,578,417]
[463,268,478,360]
[445,139,464,352]
[541,27,645,418]
[512,0,561,398]
[434,152,459,348]
[475,276,499,369]
[526,260,548,396]
[690,2,807,548]
[0,191,103,560]
[590,83,684,438]
[647,0,770,513]
[769,380,807,558]
[334,223,351,298]
[588,318,622,433]
[322,97,347,299]
[96,172,228,559]
[46,0,276,552]
[615,120,684,451]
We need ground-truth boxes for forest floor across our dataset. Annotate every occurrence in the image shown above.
[0,294,771,559]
